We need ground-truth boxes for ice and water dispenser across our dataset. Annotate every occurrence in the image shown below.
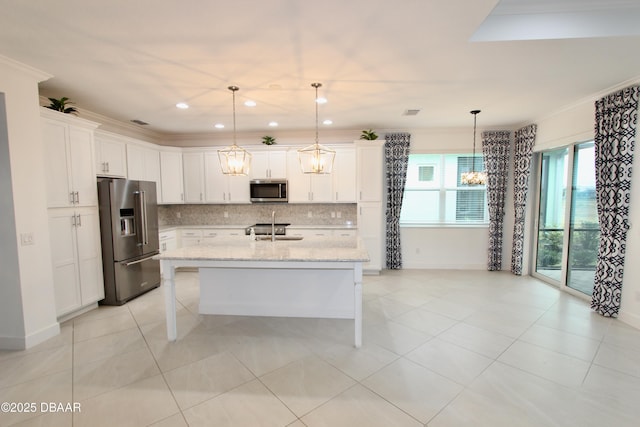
[120,208,136,236]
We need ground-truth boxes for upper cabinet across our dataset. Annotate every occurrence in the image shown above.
[286,150,333,203]
[356,141,384,202]
[204,152,250,203]
[159,150,184,204]
[250,149,288,179]
[127,143,161,185]
[333,147,357,203]
[41,109,100,208]
[183,152,206,203]
[94,130,127,178]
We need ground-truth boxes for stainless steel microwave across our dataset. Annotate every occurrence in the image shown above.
[250,179,288,202]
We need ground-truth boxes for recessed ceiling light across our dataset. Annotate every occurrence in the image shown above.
[268,121,278,127]
[176,102,189,109]
[323,119,333,125]
[244,100,257,107]
[214,123,224,129]
[316,97,327,104]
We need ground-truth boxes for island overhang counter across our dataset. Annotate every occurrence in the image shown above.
[154,236,370,348]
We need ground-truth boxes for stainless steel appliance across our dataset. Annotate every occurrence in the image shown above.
[250,179,288,202]
[245,223,290,236]
[97,178,160,305]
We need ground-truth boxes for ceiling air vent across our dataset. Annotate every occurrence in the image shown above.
[130,119,149,125]
[403,109,420,116]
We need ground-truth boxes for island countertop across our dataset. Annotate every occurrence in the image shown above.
[154,236,370,263]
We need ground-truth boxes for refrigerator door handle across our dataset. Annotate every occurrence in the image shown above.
[140,190,149,246]
[123,254,157,267]
[134,190,149,246]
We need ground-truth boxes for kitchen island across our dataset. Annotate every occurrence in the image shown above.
[154,236,369,347]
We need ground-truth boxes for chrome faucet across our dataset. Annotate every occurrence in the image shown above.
[271,210,276,242]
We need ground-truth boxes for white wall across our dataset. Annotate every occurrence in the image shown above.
[0,56,59,349]
[534,82,640,329]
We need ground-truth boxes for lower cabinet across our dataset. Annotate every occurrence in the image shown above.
[48,207,104,317]
[159,229,177,253]
[358,202,383,273]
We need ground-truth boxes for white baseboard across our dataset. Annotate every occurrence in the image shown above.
[0,322,60,350]
[618,309,640,330]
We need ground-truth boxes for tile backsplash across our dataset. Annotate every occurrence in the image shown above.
[158,203,357,227]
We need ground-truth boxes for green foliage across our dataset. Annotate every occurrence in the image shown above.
[261,135,276,145]
[360,129,378,140]
[46,97,78,115]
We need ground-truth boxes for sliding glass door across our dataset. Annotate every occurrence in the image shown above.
[534,142,598,296]
[567,142,598,295]
[535,148,568,283]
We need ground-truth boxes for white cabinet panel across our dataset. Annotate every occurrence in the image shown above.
[251,150,288,179]
[127,144,161,193]
[356,142,384,202]
[160,151,184,204]
[204,152,250,203]
[48,207,104,317]
[95,131,127,177]
[333,148,357,202]
[183,152,205,203]
[42,111,99,208]
[286,151,333,203]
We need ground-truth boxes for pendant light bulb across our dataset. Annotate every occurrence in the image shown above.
[297,82,336,174]
[218,85,252,176]
[461,109,487,185]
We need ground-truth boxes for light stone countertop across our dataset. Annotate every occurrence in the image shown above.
[159,224,357,232]
[154,236,369,262]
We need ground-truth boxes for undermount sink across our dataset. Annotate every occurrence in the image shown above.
[255,235,304,241]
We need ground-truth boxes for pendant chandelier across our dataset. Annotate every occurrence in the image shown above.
[298,82,335,174]
[460,109,487,185]
[218,86,251,176]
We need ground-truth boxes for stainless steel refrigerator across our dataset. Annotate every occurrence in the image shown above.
[97,178,160,305]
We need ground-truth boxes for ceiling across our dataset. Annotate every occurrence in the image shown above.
[2,0,640,135]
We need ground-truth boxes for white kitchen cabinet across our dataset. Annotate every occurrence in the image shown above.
[356,140,385,273]
[183,152,205,203]
[250,149,288,179]
[160,150,184,204]
[204,152,250,203]
[48,207,104,317]
[126,143,161,186]
[180,229,203,247]
[159,229,177,253]
[286,150,333,202]
[356,141,384,202]
[41,109,99,208]
[333,147,357,202]
[95,131,127,177]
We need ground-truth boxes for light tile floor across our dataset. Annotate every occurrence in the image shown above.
[2,269,640,426]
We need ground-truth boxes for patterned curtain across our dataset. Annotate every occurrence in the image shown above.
[482,131,511,271]
[592,86,639,317]
[511,124,537,275]
[384,133,411,269]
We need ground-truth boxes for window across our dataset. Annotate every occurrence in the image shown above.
[401,154,488,225]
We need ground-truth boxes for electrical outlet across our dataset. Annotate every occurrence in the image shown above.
[20,232,34,246]
[223,211,229,218]
[307,211,313,218]
[331,212,336,218]
[176,212,181,219]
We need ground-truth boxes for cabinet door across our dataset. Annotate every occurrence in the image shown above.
[96,135,127,177]
[334,148,357,202]
[183,152,205,203]
[286,151,311,202]
[250,152,270,179]
[227,174,250,203]
[48,210,81,316]
[126,144,145,181]
[204,152,228,203]
[251,150,288,179]
[309,174,333,202]
[358,202,383,271]
[160,151,184,203]
[75,207,105,305]
[69,126,98,206]
[42,119,74,208]
[356,143,384,202]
